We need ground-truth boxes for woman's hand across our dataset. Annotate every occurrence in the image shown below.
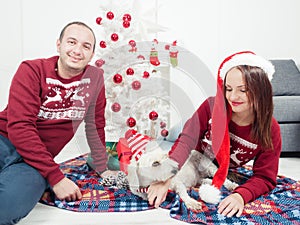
[217,193,244,217]
[147,178,172,208]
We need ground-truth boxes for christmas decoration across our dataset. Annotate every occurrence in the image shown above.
[165,41,179,67]
[149,110,158,121]
[149,39,160,66]
[93,1,174,141]
[131,80,141,90]
[111,102,121,112]
[126,117,136,128]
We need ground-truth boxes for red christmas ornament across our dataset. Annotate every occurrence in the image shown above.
[111,33,119,42]
[149,111,158,121]
[131,80,141,90]
[113,74,123,84]
[161,129,169,137]
[95,59,105,67]
[107,11,114,20]
[123,21,130,28]
[99,41,106,48]
[96,17,102,25]
[111,102,121,112]
[143,71,150,78]
[128,40,136,47]
[160,121,167,128]
[123,13,132,21]
[127,117,136,127]
[126,68,134,75]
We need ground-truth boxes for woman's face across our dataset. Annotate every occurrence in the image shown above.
[225,67,252,115]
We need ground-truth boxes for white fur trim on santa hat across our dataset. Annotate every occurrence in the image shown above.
[219,52,275,81]
[199,183,221,204]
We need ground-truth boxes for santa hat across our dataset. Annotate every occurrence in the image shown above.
[125,129,151,161]
[199,51,275,204]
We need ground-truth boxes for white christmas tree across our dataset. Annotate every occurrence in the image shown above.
[93,1,173,141]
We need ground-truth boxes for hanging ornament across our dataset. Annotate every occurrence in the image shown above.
[111,102,121,112]
[111,33,119,42]
[106,11,114,20]
[128,40,137,52]
[96,17,102,25]
[127,117,136,127]
[165,41,179,67]
[95,59,105,67]
[99,41,106,48]
[161,129,169,137]
[149,111,158,121]
[123,21,130,28]
[126,68,134,75]
[123,13,132,21]
[143,71,150,79]
[113,74,123,84]
[160,121,167,128]
[131,80,141,90]
[150,39,160,66]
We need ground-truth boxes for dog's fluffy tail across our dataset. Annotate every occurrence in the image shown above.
[198,184,221,204]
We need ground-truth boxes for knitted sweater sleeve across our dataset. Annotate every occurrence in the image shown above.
[168,97,213,168]
[7,61,64,186]
[233,118,282,204]
[84,67,108,173]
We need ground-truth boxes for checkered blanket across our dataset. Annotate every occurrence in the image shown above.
[40,154,300,224]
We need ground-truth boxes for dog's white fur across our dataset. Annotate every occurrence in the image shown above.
[127,142,238,210]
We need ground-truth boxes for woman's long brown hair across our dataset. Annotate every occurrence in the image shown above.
[224,65,274,150]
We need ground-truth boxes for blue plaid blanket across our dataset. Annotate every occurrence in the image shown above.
[40,154,300,224]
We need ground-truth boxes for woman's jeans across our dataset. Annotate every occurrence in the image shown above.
[0,135,47,225]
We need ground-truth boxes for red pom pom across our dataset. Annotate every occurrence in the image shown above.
[143,71,150,78]
[96,17,102,25]
[123,21,130,28]
[160,121,167,128]
[99,41,106,48]
[127,117,136,127]
[123,13,132,21]
[111,33,119,42]
[107,11,114,20]
[111,102,121,112]
[95,59,105,67]
[149,111,158,121]
[129,40,136,47]
[113,74,123,84]
[131,80,141,90]
[161,129,169,137]
[126,68,134,75]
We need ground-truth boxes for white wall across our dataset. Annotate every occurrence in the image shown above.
[1,0,300,111]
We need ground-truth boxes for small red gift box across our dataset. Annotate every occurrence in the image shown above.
[116,138,132,174]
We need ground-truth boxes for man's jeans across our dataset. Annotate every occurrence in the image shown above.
[0,135,47,225]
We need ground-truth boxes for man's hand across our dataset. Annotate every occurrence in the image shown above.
[52,177,82,202]
[217,193,244,217]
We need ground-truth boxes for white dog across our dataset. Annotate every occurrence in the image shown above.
[127,142,238,210]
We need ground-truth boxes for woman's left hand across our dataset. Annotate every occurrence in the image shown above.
[217,193,244,217]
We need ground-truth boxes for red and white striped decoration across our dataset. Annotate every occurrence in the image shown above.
[125,129,151,161]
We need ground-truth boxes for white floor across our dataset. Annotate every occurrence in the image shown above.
[18,139,300,225]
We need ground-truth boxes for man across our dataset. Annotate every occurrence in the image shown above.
[0,21,114,224]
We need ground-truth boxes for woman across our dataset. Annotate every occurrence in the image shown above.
[147,51,282,218]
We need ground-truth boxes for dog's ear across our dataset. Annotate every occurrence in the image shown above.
[127,160,140,189]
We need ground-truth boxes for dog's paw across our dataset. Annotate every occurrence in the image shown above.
[184,197,203,210]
